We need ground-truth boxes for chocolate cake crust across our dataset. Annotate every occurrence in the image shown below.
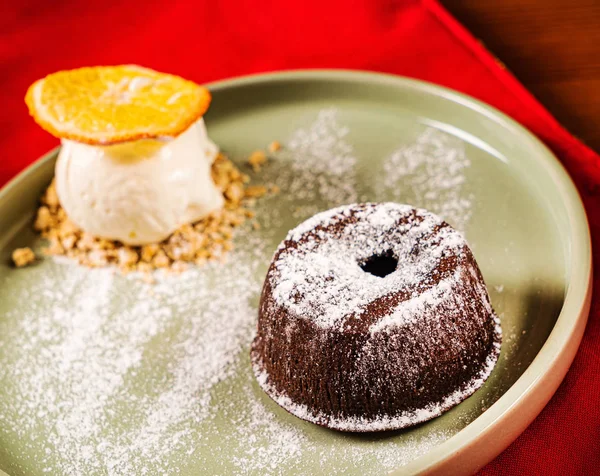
[251,203,501,432]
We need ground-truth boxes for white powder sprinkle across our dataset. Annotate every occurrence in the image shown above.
[0,237,265,475]
[274,108,358,218]
[229,378,452,475]
[271,203,468,328]
[253,339,500,433]
[369,275,457,334]
[380,127,472,231]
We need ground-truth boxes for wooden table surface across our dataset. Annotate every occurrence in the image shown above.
[440,0,600,152]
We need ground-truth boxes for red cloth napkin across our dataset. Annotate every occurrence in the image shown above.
[2,0,599,473]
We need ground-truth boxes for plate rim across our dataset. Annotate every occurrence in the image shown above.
[1,69,592,475]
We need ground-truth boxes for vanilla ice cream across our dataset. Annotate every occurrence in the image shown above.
[55,119,224,246]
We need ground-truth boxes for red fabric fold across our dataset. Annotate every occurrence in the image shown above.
[1,0,599,473]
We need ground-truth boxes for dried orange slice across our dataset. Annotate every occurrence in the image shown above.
[25,65,211,145]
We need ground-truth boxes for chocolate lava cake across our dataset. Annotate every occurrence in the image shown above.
[251,203,501,432]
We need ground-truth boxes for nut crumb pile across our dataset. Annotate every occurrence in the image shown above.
[16,151,278,275]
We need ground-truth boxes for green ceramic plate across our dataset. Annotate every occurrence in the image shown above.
[0,71,591,476]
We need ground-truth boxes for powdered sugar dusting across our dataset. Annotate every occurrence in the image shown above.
[369,275,455,333]
[272,203,468,328]
[229,378,452,474]
[229,387,309,473]
[272,108,358,217]
[0,235,265,475]
[380,127,472,231]
[0,108,488,474]
[253,334,500,433]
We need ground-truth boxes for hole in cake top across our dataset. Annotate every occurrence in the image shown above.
[359,250,398,278]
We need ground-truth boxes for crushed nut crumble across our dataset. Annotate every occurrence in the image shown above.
[26,152,278,276]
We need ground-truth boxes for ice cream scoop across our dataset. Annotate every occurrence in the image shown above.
[55,119,223,246]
